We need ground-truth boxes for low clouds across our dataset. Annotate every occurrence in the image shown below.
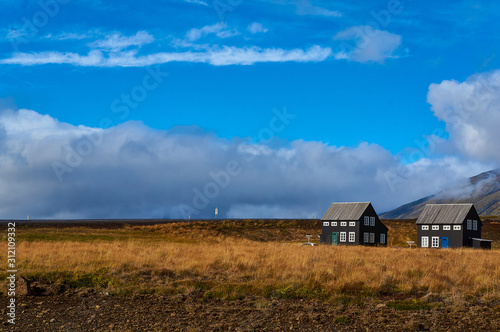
[334,26,402,63]
[428,70,500,163]
[0,108,488,219]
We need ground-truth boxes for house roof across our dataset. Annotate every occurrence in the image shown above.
[321,202,371,221]
[416,204,475,224]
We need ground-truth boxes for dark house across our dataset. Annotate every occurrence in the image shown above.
[416,204,491,249]
[319,202,388,246]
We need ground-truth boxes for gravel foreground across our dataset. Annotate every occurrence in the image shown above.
[2,292,500,331]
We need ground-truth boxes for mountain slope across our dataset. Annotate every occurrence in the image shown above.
[381,169,500,219]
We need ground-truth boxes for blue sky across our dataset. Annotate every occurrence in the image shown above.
[1,0,500,219]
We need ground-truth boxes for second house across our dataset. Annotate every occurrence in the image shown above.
[319,202,388,246]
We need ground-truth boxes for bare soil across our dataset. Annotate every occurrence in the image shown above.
[2,291,500,331]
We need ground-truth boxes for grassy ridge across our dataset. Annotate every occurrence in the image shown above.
[1,219,499,302]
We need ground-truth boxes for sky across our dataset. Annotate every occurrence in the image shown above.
[1,0,500,219]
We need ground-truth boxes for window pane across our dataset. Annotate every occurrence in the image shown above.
[421,237,428,247]
[349,232,355,242]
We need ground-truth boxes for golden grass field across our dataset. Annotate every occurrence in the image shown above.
[2,219,500,304]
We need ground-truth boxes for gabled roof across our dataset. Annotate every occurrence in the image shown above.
[416,204,476,225]
[321,202,371,221]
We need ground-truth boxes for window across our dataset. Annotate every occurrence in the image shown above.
[332,222,337,226]
[380,234,386,244]
[323,222,329,226]
[443,225,450,230]
[421,236,429,248]
[453,225,461,230]
[364,216,369,226]
[370,217,375,226]
[349,232,355,242]
[431,237,439,248]
[421,225,429,230]
[340,232,346,242]
[369,233,375,243]
[467,220,472,230]
[473,220,477,231]
[341,222,347,226]
[349,222,356,227]
[363,232,369,243]
[432,225,439,230]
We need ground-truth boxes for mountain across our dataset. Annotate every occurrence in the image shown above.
[381,169,500,219]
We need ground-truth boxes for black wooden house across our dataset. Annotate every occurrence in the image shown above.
[319,202,388,246]
[416,204,491,249]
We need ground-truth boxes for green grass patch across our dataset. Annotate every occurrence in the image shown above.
[386,299,433,310]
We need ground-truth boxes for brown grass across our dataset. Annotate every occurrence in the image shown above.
[2,220,499,302]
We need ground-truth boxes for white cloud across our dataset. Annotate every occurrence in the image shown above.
[184,0,209,6]
[296,0,342,17]
[247,22,268,34]
[0,45,332,67]
[91,31,154,51]
[0,109,489,219]
[186,23,239,42]
[334,25,402,63]
[427,70,500,163]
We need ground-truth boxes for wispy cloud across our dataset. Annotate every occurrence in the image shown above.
[0,45,332,67]
[247,22,268,34]
[185,23,239,41]
[296,0,342,17]
[90,31,154,51]
[184,0,209,6]
[334,26,402,63]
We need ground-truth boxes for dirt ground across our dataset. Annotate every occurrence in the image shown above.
[2,291,500,331]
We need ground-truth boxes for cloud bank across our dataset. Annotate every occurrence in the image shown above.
[0,107,488,219]
[428,70,500,163]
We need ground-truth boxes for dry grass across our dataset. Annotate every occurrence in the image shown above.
[2,220,499,302]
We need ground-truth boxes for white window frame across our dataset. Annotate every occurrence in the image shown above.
[421,225,429,230]
[363,232,369,243]
[340,222,347,227]
[332,222,337,226]
[364,216,369,226]
[323,222,329,226]
[453,225,461,230]
[370,217,375,226]
[348,232,355,242]
[443,225,450,230]
[421,236,429,248]
[431,237,439,248]
[432,225,439,230]
[340,232,346,242]
[349,221,356,227]
[369,233,375,243]
[467,220,472,230]
[380,233,386,244]
[473,220,477,231]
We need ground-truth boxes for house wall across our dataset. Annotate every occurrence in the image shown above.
[320,220,360,245]
[417,224,463,248]
[359,206,388,246]
[462,209,481,247]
